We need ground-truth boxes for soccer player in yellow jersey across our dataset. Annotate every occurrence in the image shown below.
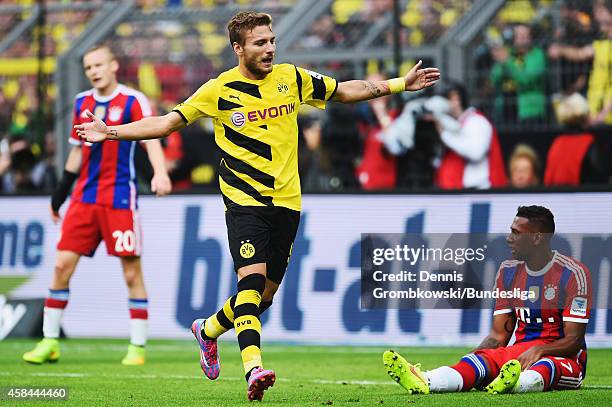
[76,11,440,401]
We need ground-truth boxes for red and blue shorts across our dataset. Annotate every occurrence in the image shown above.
[475,339,586,389]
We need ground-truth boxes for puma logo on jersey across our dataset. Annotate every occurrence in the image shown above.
[229,94,240,100]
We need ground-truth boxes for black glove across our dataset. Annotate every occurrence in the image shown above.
[51,170,78,212]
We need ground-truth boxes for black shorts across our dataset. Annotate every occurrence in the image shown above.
[225,206,300,284]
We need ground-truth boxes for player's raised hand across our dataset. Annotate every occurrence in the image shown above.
[74,110,109,142]
[404,60,441,91]
[151,172,172,197]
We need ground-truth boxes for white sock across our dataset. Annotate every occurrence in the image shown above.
[425,366,463,392]
[130,319,147,346]
[43,307,63,339]
[512,370,545,393]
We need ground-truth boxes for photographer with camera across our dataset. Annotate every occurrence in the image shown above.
[381,81,507,190]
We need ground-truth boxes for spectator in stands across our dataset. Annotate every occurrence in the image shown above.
[490,24,547,123]
[31,130,58,192]
[508,143,540,188]
[0,11,18,41]
[1,135,37,193]
[548,0,612,125]
[427,81,507,189]
[361,0,393,23]
[355,73,397,190]
[419,5,444,44]
[549,0,599,95]
[0,134,10,181]
[181,28,215,94]
[298,114,326,191]
[296,14,342,49]
[544,93,609,186]
[381,81,507,189]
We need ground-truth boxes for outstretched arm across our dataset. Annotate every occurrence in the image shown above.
[473,312,515,351]
[548,43,594,62]
[331,60,441,104]
[516,321,586,370]
[75,111,186,143]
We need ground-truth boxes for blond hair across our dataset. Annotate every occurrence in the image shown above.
[83,44,116,61]
[509,143,540,183]
[556,93,589,126]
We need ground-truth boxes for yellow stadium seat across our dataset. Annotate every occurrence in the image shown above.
[409,29,424,47]
[366,59,379,76]
[332,0,364,25]
[197,22,216,34]
[52,24,67,42]
[400,60,415,77]
[498,0,535,23]
[3,79,20,100]
[440,9,458,27]
[116,23,134,37]
[138,62,161,101]
[202,33,227,56]
[16,94,30,113]
[192,164,215,184]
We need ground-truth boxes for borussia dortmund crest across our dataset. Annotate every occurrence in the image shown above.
[277,80,289,94]
[240,240,255,259]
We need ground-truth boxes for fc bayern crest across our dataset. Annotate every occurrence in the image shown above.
[231,111,246,128]
[544,284,557,300]
[108,106,123,122]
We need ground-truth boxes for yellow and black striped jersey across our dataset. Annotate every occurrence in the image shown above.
[173,64,337,211]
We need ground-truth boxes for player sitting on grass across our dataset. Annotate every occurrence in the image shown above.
[384,206,592,395]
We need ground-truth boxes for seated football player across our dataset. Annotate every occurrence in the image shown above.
[384,205,591,395]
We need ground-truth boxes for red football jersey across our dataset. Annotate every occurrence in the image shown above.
[493,251,591,346]
[69,84,152,209]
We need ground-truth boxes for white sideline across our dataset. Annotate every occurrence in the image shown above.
[2,371,611,389]
[4,342,393,354]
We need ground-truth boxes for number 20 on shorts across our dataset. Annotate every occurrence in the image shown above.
[112,230,136,252]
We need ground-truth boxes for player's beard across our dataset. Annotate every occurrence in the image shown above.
[244,54,273,79]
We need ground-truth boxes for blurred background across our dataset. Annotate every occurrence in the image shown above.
[1,0,610,195]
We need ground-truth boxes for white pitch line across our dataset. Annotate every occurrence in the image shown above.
[31,373,86,378]
[3,342,391,354]
[0,371,385,385]
[313,379,394,386]
[2,371,611,389]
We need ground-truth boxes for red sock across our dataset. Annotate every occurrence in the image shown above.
[450,354,490,391]
[450,361,477,391]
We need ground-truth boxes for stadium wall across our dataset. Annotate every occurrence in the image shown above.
[2,193,611,346]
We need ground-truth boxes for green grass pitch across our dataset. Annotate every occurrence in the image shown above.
[1,339,611,406]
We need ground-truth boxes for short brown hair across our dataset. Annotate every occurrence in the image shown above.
[227,11,272,46]
[83,44,116,61]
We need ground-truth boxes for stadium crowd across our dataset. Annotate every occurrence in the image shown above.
[0,0,611,194]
